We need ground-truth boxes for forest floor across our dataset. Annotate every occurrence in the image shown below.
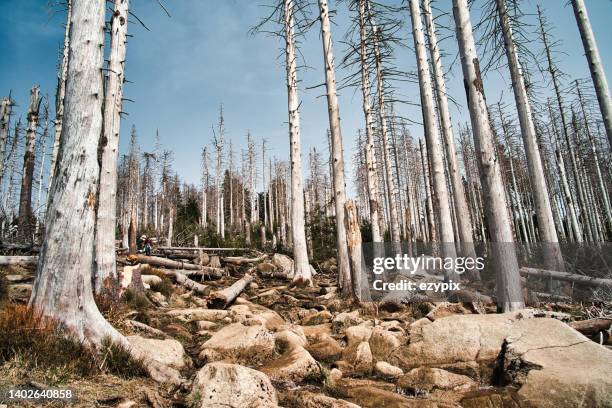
[1,252,611,407]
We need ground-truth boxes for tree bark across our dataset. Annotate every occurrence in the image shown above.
[357,0,383,243]
[284,0,312,287]
[422,0,475,259]
[18,86,41,239]
[318,0,351,291]
[452,0,524,312]
[0,97,13,187]
[94,0,129,293]
[344,200,369,302]
[571,0,612,149]
[409,0,458,282]
[28,0,182,386]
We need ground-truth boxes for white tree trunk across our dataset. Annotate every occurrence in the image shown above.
[358,0,383,243]
[0,97,12,186]
[318,0,351,291]
[409,0,458,282]
[94,0,129,294]
[284,0,311,286]
[496,0,563,270]
[421,0,475,258]
[452,0,524,312]
[48,0,72,197]
[571,0,612,149]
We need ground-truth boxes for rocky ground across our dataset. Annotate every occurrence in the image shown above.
[1,252,612,408]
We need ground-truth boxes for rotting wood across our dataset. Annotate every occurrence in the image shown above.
[520,267,612,288]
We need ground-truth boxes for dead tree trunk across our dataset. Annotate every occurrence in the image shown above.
[571,0,612,149]
[208,273,254,309]
[452,0,524,312]
[0,97,13,187]
[95,0,129,293]
[48,0,72,197]
[18,86,41,239]
[409,0,458,281]
[284,0,312,286]
[344,200,369,302]
[421,0,476,260]
[357,0,383,243]
[28,0,182,386]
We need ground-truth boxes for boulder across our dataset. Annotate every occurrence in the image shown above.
[369,327,404,361]
[199,323,275,364]
[252,289,281,307]
[345,325,372,346]
[306,334,343,362]
[388,309,548,375]
[374,361,403,379]
[502,318,612,408]
[329,368,343,382]
[275,329,307,352]
[261,346,321,384]
[397,367,476,394]
[272,253,294,277]
[332,310,364,333]
[256,262,277,275]
[190,362,278,408]
[196,321,217,331]
[424,302,473,321]
[302,323,333,340]
[334,378,429,408]
[342,341,373,373]
[302,310,333,326]
[282,391,359,408]
[228,300,285,330]
[127,336,190,370]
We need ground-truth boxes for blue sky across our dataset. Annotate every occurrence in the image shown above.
[0,0,610,195]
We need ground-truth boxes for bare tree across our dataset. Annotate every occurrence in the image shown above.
[95,0,129,293]
[452,0,524,311]
[18,86,41,239]
[571,0,612,149]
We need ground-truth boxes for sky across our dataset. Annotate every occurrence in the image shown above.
[0,0,610,197]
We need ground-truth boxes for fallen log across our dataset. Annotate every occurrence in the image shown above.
[125,320,168,338]
[0,243,41,252]
[532,291,573,303]
[163,270,208,295]
[157,246,250,252]
[569,318,612,336]
[222,254,267,265]
[0,255,38,266]
[181,267,224,280]
[207,273,254,309]
[520,267,612,288]
[130,255,201,270]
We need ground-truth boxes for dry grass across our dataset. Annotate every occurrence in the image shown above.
[0,305,147,383]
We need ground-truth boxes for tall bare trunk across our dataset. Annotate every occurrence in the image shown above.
[452,0,524,311]
[48,0,72,196]
[18,86,41,239]
[422,0,475,258]
[409,0,458,281]
[284,0,311,286]
[571,0,612,148]
[30,0,123,345]
[371,22,401,243]
[318,0,351,291]
[0,97,13,187]
[94,0,129,293]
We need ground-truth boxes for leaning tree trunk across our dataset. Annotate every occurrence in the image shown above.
[48,0,72,196]
[284,0,312,286]
[421,0,475,260]
[452,0,524,312]
[496,0,564,272]
[357,0,383,243]
[409,0,458,282]
[94,0,129,294]
[571,0,612,149]
[18,86,41,240]
[318,0,351,292]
